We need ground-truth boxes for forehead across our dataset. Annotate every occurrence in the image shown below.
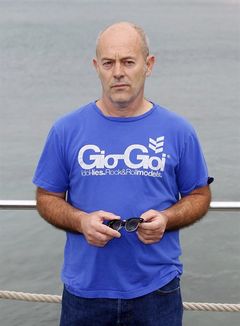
[97,26,143,59]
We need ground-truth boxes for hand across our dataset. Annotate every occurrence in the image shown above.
[80,210,121,247]
[137,209,168,244]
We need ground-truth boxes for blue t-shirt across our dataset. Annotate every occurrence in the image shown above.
[33,102,209,299]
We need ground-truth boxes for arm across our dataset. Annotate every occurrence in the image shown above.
[36,187,121,247]
[137,185,211,244]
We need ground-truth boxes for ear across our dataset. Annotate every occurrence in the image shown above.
[145,55,155,77]
[93,58,99,74]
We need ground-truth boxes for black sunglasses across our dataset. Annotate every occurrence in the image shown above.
[107,217,144,232]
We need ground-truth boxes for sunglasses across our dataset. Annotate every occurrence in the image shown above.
[107,217,144,232]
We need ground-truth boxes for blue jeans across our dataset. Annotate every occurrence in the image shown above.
[60,277,183,326]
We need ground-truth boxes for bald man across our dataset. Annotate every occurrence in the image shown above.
[33,22,212,326]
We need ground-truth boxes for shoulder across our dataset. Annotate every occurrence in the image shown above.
[154,104,195,133]
[52,102,95,133]
[54,102,94,126]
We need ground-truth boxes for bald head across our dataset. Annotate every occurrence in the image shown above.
[96,22,150,59]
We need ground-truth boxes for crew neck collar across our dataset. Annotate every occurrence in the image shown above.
[92,101,157,122]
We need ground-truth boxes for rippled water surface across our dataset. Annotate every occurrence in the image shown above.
[0,1,239,325]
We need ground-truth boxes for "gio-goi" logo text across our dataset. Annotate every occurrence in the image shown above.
[78,138,167,172]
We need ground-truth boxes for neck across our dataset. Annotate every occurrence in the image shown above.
[96,97,153,118]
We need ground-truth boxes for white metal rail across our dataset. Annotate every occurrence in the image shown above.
[0,200,240,211]
[0,200,239,312]
[0,200,36,210]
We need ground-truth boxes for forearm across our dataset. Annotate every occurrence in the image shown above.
[163,186,211,231]
[36,188,85,233]
[36,187,121,247]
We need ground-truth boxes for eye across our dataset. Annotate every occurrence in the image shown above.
[102,61,113,69]
[124,60,135,67]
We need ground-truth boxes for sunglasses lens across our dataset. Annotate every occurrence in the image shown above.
[108,220,122,231]
[125,218,140,232]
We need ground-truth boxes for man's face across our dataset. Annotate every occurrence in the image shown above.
[93,26,154,108]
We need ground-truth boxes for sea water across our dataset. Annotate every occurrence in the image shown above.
[0,0,239,325]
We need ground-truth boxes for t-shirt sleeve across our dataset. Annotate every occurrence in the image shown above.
[176,127,209,196]
[32,126,69,192]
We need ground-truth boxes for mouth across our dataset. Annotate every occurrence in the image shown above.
[111,84,129,89]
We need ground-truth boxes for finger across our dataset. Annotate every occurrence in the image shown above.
[140,209,158,222]
[87,231,113,247]
[97,211,121,221]
[137,228,157,238]
[97,223,121,238]
[138,226,165,239]
[137,232,157,245]
[138,230,164,241]
[94,232,112,243]
[137,231,162,244]
[88,239,108,247]
[137,228,157,237]
[138,219,161,230]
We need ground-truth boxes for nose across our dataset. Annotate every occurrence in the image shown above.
[113,62,124,79]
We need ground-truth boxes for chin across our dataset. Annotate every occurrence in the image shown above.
[112,99,130,108]
[110,95,132,107]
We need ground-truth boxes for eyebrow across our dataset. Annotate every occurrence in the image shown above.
[101,56,136,62]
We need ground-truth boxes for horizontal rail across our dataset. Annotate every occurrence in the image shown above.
[0,200,36,210]
[0,200,240,211]
[209,201,240,211]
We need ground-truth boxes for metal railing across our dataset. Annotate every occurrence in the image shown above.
[1,199,240,312]
[0,200,240,211]
[0,200,36,210]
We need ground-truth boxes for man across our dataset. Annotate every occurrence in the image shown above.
[33,22,212,326]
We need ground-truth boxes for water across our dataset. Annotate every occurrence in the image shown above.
[0,0,239,325]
